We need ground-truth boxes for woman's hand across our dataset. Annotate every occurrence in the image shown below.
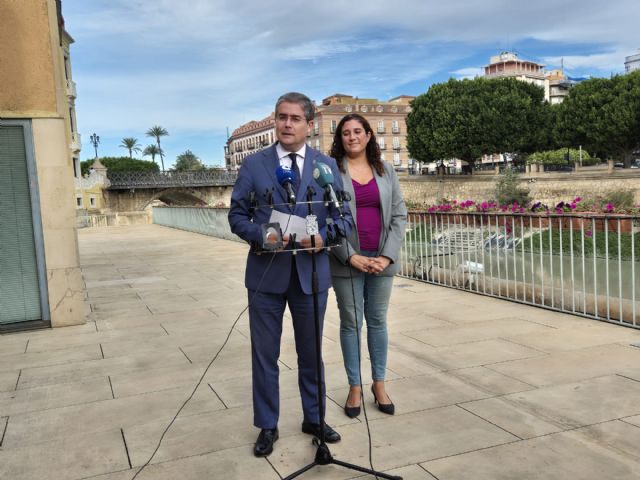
[348,254,371,273]
[368,256,391,274]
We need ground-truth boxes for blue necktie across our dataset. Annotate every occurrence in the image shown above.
[288,152,300,192]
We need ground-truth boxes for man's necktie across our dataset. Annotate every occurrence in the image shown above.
[288,152,301,192]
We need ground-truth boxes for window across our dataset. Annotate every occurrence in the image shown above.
[392,120,400,133]
[393,137,401,150]
[330,120,337,133]
[315,139,320,150]
[89,196,96,208]
[393,153,401,165]
[313,123,319,135]
[378,138,385,149]
[380,153,385,161]
[76,196,83,208]
[377,120,385,133]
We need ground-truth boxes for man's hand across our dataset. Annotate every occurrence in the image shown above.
[299,234,323,253]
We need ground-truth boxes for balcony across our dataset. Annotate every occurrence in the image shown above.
[70,132,81,152]
[393,145,401,151]
[392,127,400,134]
[377,127,385,134]
[379,144,387,150]
[66,79,77,98]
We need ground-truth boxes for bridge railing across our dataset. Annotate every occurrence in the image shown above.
[400,210,640,328]
[107,170,238,189]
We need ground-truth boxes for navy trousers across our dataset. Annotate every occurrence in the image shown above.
[248,260,328,429]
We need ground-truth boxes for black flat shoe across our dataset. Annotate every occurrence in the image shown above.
[344,402,361,418]
[371,385,395,415]
[301,421,341,443]
[254,428,278,457]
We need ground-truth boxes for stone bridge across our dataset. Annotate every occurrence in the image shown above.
[104,171,237,211]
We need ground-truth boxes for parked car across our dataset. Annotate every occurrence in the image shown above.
[614,162,624,168]
[630,160,640,169]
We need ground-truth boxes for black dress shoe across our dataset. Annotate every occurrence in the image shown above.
[301,421,341,443]
[344,402,361,418]
[254,428,278,457]
[371,385,395,415]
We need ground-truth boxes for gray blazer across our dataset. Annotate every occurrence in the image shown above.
[330,161,407,277]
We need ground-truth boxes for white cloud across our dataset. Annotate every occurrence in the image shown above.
[63,0,640,164]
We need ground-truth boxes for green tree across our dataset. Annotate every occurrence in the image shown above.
[407,77,549,171]
[172,150,205,171]
[119,137,142,158]
[142,144,162,165]
[81,157,159,176]
[557,71,640,166]
[494,166,530,206]
[146,125,169,171]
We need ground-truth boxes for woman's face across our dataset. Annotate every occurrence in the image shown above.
[341,119,371,158]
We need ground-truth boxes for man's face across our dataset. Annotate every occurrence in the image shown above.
[275,101,312,152]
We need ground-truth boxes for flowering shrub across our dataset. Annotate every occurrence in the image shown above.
[417,196,640,215]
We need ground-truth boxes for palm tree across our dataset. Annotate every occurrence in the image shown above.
[142,144,162,165]
[119,137,142,158]
[146,125,169,171]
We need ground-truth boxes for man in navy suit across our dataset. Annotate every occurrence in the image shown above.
[228,92,352,457]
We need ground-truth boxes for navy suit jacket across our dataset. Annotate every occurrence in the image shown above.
[228,144,352,295]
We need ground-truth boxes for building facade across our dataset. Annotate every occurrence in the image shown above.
[225,114,275,169]
[0,0,85,329]
[484,51,546,88]
[625,50,640,73]
[311,94,415,172]
[225,93,415,173]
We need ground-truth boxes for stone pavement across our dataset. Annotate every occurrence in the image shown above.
[2,224,640,480]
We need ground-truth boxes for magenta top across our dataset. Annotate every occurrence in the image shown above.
[353,178,382,251]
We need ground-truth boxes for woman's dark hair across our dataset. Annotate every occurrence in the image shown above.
[329,113,384,176]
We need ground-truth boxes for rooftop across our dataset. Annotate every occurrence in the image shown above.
[1,224,640,479]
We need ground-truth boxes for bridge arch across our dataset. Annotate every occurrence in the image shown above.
[140,188,209,210]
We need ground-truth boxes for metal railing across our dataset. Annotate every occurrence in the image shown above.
[400,211,640,328]
[107,170,238,189]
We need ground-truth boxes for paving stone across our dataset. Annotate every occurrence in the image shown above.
[3,384,223,448]
[0,429,128,480]
[488,343,640,386]
[422,426,640,480]
[403,317,555,347]
[0,344,102,373]
[17,349,189,390]
[487,375,640,429]
[0,377,113,416]
[83,445,280,480]
[122,395,349,468]
[0,371,19,392]
[268,406,518,478]
[446,366,535,395]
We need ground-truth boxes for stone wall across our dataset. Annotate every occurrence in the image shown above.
[399,171,640,207]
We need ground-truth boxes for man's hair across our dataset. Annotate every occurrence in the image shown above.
[275,92,315,122]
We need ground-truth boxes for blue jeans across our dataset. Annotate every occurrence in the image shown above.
[333,251,393,386]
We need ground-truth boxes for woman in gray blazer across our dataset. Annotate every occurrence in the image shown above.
[329,114,407,418]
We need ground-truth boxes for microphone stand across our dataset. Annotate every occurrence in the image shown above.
[283,187,401,480]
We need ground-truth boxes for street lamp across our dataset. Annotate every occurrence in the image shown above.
[90,133,100,159]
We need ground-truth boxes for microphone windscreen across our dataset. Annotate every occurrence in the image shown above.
[275,165,296,186]
[312,162,334,188]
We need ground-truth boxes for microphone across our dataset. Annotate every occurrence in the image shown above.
[312,162,340,209]
[275,165,297,205]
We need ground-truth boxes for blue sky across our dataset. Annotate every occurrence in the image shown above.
[63,0,639,168]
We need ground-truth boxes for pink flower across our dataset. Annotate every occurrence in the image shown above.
[574,197,582,202]
[605,203,614,212]
[585,230,593,237]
